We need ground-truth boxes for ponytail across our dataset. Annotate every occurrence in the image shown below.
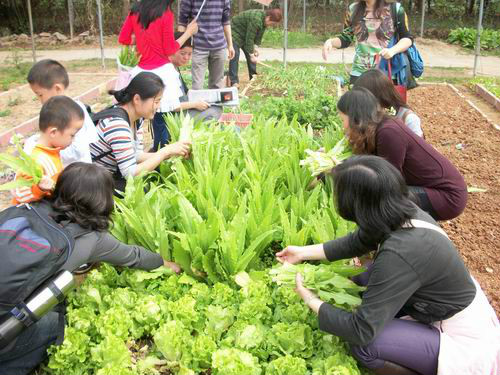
[109,72,164,105]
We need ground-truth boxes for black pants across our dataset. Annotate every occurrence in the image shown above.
[228,41,257,85]
[408,186,439,220]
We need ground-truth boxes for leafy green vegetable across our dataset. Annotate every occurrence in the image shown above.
[118,45,140,67]
[0,135,43,191]
[212,348,262,375]
[266,355,309,375]
[270,262,365,308]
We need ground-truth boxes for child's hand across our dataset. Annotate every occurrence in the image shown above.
[38,176,55,191]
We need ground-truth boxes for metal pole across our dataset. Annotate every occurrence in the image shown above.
[96,0,106,70]
[302,0,306,32]
[473,0,485,76]
[419,0,425,38]
[68,0,74,39]
[283,0,288,67]
[178,0,181,18]
[27,0,36,63]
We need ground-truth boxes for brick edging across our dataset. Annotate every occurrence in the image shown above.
[446,83,500,132]
[473,84,500,112]
[0,77,116,146]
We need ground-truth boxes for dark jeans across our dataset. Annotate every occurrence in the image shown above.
[151,112,171,152]
[0,312,60,375]
[228,41,257,85]
[350,264,440,375]
[408,185,439,220]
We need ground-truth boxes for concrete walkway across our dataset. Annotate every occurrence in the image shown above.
[1,38,499,76]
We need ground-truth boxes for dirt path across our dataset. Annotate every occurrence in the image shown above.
[409,85,500,315]
[1,38,499,76]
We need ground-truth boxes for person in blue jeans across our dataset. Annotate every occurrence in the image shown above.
[276,155,500,375]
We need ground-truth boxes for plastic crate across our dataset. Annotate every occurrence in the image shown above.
[218,113,253,128]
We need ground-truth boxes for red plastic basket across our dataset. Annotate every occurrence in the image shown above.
[218,113,253,128]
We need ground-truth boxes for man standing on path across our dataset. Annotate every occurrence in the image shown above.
[229,8,282,87]
[178,0,235,89]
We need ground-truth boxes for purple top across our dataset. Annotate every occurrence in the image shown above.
[376,118,467,220]
[178,0,231,51]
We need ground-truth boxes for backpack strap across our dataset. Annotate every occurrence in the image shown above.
[404,219,449,239]
[91,106,131,163]
[391,2,401,41]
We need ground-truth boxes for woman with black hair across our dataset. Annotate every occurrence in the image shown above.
[0,163,180,375]
[353,68,423,137]
[322,0,412,85]
[336,87,467,221]
[277,155,500,375]
[119,0,199,141]
[90,72,191,192]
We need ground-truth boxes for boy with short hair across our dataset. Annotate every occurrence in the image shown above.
[26,59,98,166]
[12,96,84,204]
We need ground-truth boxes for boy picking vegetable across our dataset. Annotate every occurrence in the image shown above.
[11,96,84,204]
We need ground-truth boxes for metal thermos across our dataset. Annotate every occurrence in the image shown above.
[0,270,75,350]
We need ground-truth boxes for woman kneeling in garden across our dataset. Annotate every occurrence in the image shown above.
[337,87,467,221]
[0,163,180,375]
[277,155,500,375]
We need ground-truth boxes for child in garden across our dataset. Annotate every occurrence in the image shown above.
[11,96,84,204]
[25,59,98,166]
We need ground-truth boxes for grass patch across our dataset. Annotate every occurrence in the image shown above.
[0,58,116,92]
[470,77,500,98]
[260,29,327,49]
[0,109,12,117]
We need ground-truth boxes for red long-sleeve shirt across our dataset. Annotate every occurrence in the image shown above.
[118,10,180,70]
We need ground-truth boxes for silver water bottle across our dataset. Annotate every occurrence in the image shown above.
[0,270,75,350]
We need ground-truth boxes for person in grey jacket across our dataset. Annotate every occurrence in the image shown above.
[0,162,179,375]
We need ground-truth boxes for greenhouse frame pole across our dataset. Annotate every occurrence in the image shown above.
[473,0,485,77]
[96,0,106,69]
[68,0,75,39]
[27,0,36,63]
[283,0,288,67]
[302,0,306,32]
[419,0,425,38]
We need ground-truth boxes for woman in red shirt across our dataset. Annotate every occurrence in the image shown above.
[119,0,198,144]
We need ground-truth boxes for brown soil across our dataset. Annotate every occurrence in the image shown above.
[0,73,116,132]
[409,84,500,315]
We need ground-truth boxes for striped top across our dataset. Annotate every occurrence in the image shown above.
[11,145,62,204]
[89,114,144,178]
[178,0,231,50]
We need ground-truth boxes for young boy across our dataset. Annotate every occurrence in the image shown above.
[25,59,98,166]
[12,96,84,204]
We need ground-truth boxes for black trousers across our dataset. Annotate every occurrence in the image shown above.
[228,41,257,85]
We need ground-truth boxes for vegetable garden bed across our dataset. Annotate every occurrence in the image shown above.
[11,64,499,374]
[409,84,500,315]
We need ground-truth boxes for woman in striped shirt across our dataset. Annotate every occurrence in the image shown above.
[90,72,190,192]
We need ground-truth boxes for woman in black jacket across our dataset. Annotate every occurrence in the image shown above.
[277,155,500,375]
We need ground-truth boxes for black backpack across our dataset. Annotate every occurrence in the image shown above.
[0,201,88,319]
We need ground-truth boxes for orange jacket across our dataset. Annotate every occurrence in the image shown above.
[11,144,62,204]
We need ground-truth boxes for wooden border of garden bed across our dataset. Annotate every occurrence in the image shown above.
[418,82,500,132]
[0,77,116,146]
[473,84,500,112]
